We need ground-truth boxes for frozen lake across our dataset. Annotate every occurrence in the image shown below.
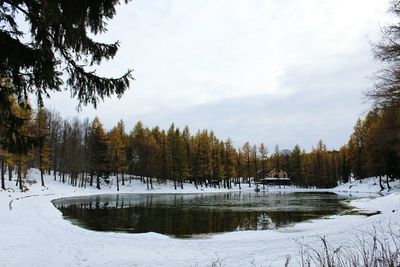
[52,192,354,237]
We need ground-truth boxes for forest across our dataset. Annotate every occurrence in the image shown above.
[0,103,398,192]
[0,0,399,193]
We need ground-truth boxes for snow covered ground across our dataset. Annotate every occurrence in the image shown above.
[0,170,399,267]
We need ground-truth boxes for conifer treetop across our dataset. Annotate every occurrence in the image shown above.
[0,0,133,107]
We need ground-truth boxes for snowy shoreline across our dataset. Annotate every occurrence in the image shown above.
[1,169,399,267]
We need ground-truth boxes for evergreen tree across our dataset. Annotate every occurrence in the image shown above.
[88,117,109,189]
[0,0,133,152]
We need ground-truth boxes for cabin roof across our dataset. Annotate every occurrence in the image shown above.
[260,177,290,181]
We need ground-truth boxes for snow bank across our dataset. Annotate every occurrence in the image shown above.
[334,176,400,194]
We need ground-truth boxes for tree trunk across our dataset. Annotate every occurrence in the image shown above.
[386,175,391,191]
[379,175,385,191]
[18,167,23,191]
[8,167,12,181]
[90,173,93,186]
[40,169,45,187]
[1,161,5,190]
[150,177,153,189]
[116,172,119,192]
[96,175,101,190]
[79,173,84,188]
[121,173,125,186]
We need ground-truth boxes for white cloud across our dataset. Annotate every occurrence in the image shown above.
[47,0,392,148]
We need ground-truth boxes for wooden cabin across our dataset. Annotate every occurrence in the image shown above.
[258,169,291,186]
[266,169,288,178]
[259,177,291,186]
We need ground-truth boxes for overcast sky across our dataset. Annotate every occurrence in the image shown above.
[46,0,392,151]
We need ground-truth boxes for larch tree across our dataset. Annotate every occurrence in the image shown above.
[338,146,351,184]
[242,142,251,187]
[176,129,190,189]
[64,118,85,186]
[258,143,268,174]
[149,126,163,182]
[181,126,192,181]
[364,110,385,189]
[130,121,147,180]
[376,108,400,187]
[0,147,10,190]
[211,137,224,188]
[251,145,258,183]
[11,102,35,191]
[160,130,172,183]
[347,119,367,180]
[35,108,51,187]
[145,134,160,190]
[109,120,127,191]
[290,145,303,186]
[271,145,282,172]
[224,138,237,189]
[47,110,63,180]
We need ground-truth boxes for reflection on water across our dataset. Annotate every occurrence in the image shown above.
[52,192,352,237]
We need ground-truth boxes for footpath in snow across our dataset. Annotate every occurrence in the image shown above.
[0,169,399,267]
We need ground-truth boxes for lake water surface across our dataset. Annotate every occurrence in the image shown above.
[52,192,354,237]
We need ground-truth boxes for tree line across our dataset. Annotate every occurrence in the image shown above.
[1,0,400,192]
[1,103,397,192]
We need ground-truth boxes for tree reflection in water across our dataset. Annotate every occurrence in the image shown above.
[53,192,351,237]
